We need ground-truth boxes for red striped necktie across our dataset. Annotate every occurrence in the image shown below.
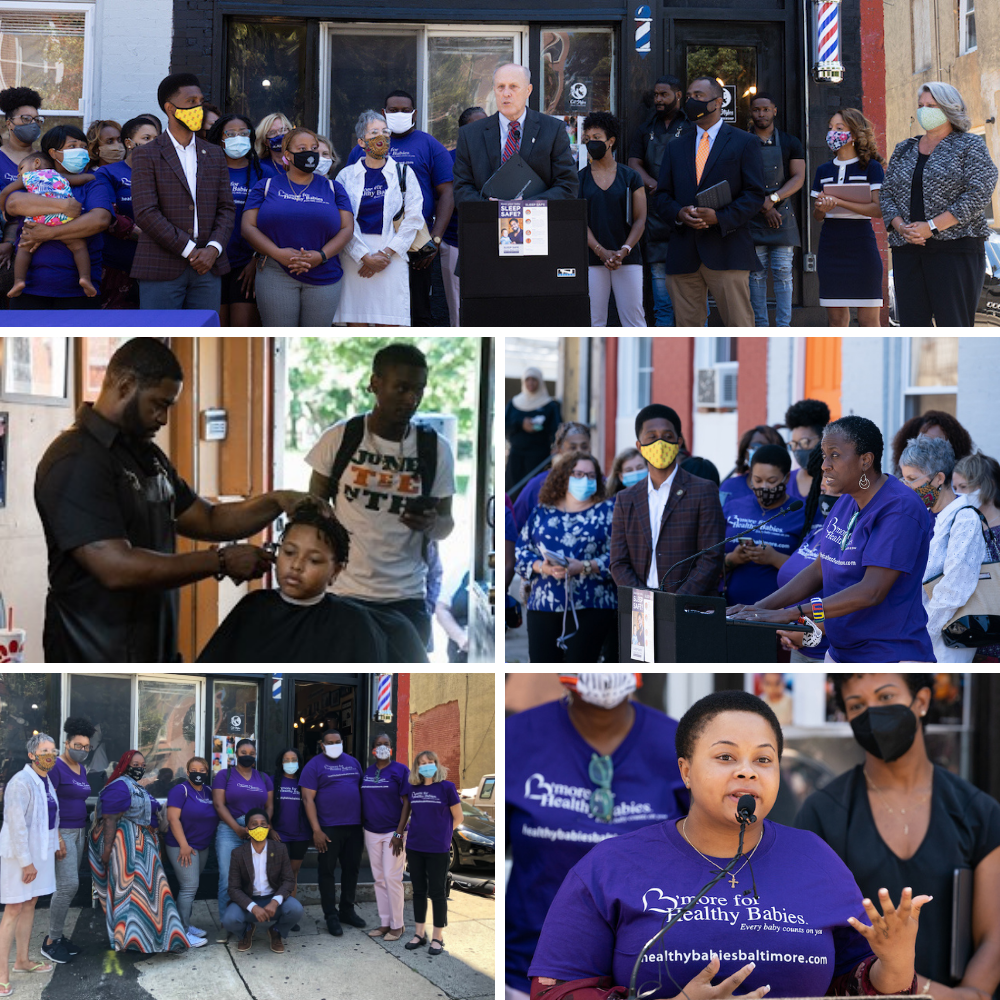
[502,121,521,163]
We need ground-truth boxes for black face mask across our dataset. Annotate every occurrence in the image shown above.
[126,765,146,781]
[188,772,207,786]
[239,755,257,770]
[850,703,918,762]
[684,97,717,122]
[586,139,608,160]
[290,150,319,173]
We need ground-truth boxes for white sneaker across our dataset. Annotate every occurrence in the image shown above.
[187,926,207,939]
[187,935,208,948]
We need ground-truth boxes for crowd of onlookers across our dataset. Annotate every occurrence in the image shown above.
[506,375,1000,663]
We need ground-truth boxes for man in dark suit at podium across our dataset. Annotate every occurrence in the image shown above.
[656,76,765,326]
[610,404,725,595]
[453,63,578,204]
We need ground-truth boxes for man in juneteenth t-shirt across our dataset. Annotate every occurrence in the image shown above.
[306,343,456,646]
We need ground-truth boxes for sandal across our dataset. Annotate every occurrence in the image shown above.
[429,939,445,956]
[404,934,427,951]
[12,963,53,975]
[0,983,11,998]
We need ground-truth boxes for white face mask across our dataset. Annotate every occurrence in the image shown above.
[324,743,344,759]
[385,111,414,134]
[566,673,638,711]
[374,745,392,760]
[316,155,333,175]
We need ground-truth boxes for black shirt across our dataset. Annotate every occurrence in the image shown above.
[795,764,1000,985]
[579,163,644,266]
[196,589,425,663]
[34,404,197,663]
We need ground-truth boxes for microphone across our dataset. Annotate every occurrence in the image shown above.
[736,794,757,824]
[658,500,804,592]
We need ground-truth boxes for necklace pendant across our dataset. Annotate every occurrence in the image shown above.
[729,874,738,888]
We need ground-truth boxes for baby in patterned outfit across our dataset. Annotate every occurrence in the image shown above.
[4,151,96,298]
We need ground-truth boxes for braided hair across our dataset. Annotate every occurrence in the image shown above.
[798,445,827,544]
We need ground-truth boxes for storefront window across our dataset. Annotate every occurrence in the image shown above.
[211,679,259,777]
[294,680,357,762]
[137,678,198,790]
[541,29,613,116]
[906,337,958,419]
[67,674,132,794]
[226,20,307,132]
[686,45,756,130]
[0,673,59,808]
[0,6,92,132]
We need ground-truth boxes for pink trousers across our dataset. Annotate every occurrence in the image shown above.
[364,829,406,929]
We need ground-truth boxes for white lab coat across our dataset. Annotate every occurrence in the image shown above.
[0,764,59,903]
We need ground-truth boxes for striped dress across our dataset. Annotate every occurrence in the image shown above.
[89,776,188,953]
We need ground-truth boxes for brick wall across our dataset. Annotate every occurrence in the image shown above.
[410,700,461,779]
[170,0,216,88]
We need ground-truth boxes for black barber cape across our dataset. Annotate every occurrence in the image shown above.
[196,589,428,663]
[34,404,197,663]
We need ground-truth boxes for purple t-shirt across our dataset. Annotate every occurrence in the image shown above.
[718,472,753,508]
[212,767,273,820]
[506,699,688,993]
[164,781,219,851]
[775,521,828,660]
[245,174,353,285]
[529,820,873,997]
[95,160,135,273]
[0,147,19,191]
[99,779,159,822]
[15,172,114,297]
[273,775,311,843]
[361,761,410,834]
[49,758,90,829]
[260,156,283,180]
[819,475,934,662]
[723,493,807,606]
[299,752,363,827]
[405,780,460,854]
[346,128,452,223]
[357,165,386,235]
[226,163,264,268]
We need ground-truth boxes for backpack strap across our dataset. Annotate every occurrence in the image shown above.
[326,415,367,505]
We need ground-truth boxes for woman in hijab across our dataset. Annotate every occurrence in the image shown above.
[89,750,194,953]
[505,367,562,492]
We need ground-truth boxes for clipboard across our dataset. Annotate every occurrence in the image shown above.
[481,154,547,200]
[951,867,973,980]
[821,183,871,218]
[696,180,732,210]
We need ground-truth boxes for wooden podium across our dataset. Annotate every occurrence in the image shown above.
[618,588,811,663]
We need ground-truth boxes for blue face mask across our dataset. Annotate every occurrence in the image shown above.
[282,761,299,775]
[622,468,648,488]
[58,147,91,174]
[418,763,438,779]
[224,136,251,159]
[568,476,597,501]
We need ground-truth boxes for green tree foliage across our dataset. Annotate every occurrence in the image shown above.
[287,337,478,458]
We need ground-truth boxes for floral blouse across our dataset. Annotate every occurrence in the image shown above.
[515,500,617,612]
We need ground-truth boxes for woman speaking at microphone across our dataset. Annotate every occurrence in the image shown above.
[726,416,934,663]
[529,690,929,1000]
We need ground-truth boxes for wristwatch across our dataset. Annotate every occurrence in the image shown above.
[769,192,781,205]
[583,559,592,575]
[620,245,632,256]
[928,219,938,233]
[432,236,442,246]
[392,832,402,839]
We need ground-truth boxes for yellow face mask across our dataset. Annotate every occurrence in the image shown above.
[248,827,269,842]
[173,104,204,133]
[639,439,680,470]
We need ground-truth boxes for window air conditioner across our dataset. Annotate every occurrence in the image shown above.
[696,362,738,408]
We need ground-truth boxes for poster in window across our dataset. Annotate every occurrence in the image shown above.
[824,673,965,724]
[78,336,130,402]
[1,337,70,405]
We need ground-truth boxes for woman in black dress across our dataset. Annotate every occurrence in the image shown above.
[505,367,561,491]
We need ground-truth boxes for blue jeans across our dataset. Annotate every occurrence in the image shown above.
[216,818,246,919]
[139,269,221,311]
[649,262,674,326]
[222,895,304,939]
[749,245,794,327]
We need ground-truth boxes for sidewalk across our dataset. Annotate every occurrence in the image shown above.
[13,889,493,1000]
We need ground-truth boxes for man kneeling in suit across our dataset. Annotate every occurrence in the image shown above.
[610,404,725,596]
[223,808,304,954]
[656,76,765,326]
[453,63,578,204]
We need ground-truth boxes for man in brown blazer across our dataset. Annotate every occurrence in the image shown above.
[610,404,725,594]
[130,72,234,311]
[222,809,303,953]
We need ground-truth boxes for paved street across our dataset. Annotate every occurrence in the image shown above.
[11,886,493,1000]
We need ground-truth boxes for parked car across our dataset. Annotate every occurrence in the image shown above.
[889,231,1000,325]
[450,800,495,871]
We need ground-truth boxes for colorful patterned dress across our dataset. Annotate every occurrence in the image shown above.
[22,169,75,226]
[88,776,188,953]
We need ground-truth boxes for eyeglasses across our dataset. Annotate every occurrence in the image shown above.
[267,127,289,137]
[223,129,251,138]
[10,115,44,125]
[367,130,391,139]
[569,471,597,480]
[787,437,819,451]
[588,753,615,823]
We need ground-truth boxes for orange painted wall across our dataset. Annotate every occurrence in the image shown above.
[804,338,842,420]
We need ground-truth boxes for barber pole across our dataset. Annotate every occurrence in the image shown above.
[634,5,652,59]
[813,0,844,82]
[272,673,282,702]
[377,674,393,722]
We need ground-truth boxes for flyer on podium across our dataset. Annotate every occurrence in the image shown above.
[499,200,548,256]
[630,588,654,663]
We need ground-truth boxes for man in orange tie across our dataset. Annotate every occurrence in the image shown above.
[655,76,765,326]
